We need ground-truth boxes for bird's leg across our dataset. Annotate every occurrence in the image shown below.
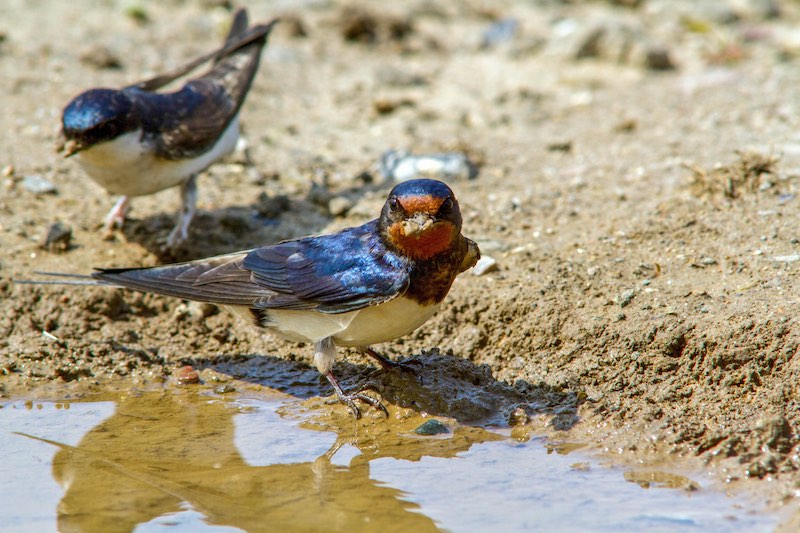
[363,347,422,375]
[324,371,388,419]
[315,338,387,419]
[165,174,198,249]
[103,196,129,232]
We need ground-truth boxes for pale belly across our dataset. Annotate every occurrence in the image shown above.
[74,117,240,197]
[225,297,441,348]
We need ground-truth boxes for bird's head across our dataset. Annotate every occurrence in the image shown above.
[60,89,140,157]
[380,179,463,260]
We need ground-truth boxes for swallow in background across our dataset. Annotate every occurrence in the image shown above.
[59,9,278,249]
[24,179,480,418]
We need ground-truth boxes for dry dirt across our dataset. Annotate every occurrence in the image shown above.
[3,0,800,516]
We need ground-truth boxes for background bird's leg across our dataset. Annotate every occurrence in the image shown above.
[165,174,197,249]
[363,347,422,374]
[103,195,129,232]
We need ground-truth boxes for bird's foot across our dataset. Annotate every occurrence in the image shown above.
[102,196,129,236]
[162,224,188,253]
[325,370,388,419]
[364,348,423,376]
[339,391,389,419]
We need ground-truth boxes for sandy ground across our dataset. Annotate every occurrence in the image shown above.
[3,0,800,518]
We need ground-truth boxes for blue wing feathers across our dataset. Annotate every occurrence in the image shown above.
[94,221,410,313]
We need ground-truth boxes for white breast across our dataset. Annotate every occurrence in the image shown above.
[74,116,240,197]
[225,296,440,349]
[333,297,440,347]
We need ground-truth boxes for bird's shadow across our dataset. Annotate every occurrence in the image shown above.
[118,174,392,262]
[191,348,584,429]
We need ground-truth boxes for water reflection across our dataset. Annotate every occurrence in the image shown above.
[2,390,781,533]
[21,390,496,532]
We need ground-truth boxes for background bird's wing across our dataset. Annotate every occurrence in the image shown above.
[92,222,411,313]
[126,12,278,159]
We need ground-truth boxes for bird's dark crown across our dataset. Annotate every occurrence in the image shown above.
[61,88,141,147]
[380,179,463,260]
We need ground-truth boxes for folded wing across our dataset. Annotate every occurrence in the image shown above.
[93,222,411,314]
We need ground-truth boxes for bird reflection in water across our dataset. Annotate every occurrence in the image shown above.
[22,389,499,532]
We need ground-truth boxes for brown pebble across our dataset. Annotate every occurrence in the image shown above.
[174,365,200,385]
[645,47,676,71]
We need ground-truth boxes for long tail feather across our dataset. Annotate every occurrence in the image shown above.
[14,271,117,287]
[129,17,279,92]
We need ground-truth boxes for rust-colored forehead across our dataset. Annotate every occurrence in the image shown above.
[397,194,445,214]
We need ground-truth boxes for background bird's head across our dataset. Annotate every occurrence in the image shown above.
[60,89,140,157]
[380,179,463,260]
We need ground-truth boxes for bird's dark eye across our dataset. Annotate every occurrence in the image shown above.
[389,196,401,212]
[439,197,454,214]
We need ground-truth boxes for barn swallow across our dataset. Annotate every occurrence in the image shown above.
[23,179,480,418]
[59,9,278,249]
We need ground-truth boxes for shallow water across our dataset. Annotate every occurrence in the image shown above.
[0,390,778,533]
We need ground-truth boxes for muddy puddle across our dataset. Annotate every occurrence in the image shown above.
[0,387,780,533]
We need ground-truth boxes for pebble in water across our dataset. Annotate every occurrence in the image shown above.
[414,419,450,435]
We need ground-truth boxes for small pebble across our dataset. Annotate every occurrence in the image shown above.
[414,419,449,435]
[40,221,72,253]
[645,47,676,70]
[173,365,200,385]
[187,301,216,319]
[380,150,477,182]
[575,27,605,59]
[772,254,800,263]
[214,384,236,394]
[79,45,122,69]
[328,196,354,216]
[1,165,13,177]
[472,255,498,276]
[615,288,636,307]
[481,17,519,49]
[22,174,57,195]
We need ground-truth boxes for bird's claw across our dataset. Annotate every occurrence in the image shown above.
[364,348,423,377]
[338,391,388,419]
[324,369,388,419]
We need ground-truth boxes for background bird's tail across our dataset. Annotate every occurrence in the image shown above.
[225,7,250,44]
[128,9,278,92]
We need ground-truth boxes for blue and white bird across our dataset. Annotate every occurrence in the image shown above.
[26,179,480,417]
[60,8,277,249]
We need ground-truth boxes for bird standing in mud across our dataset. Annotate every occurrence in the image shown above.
[28,179,480,417]
[59,9,277,250]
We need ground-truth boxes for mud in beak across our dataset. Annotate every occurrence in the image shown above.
[401,213,435,237]
[59,138,85,158]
